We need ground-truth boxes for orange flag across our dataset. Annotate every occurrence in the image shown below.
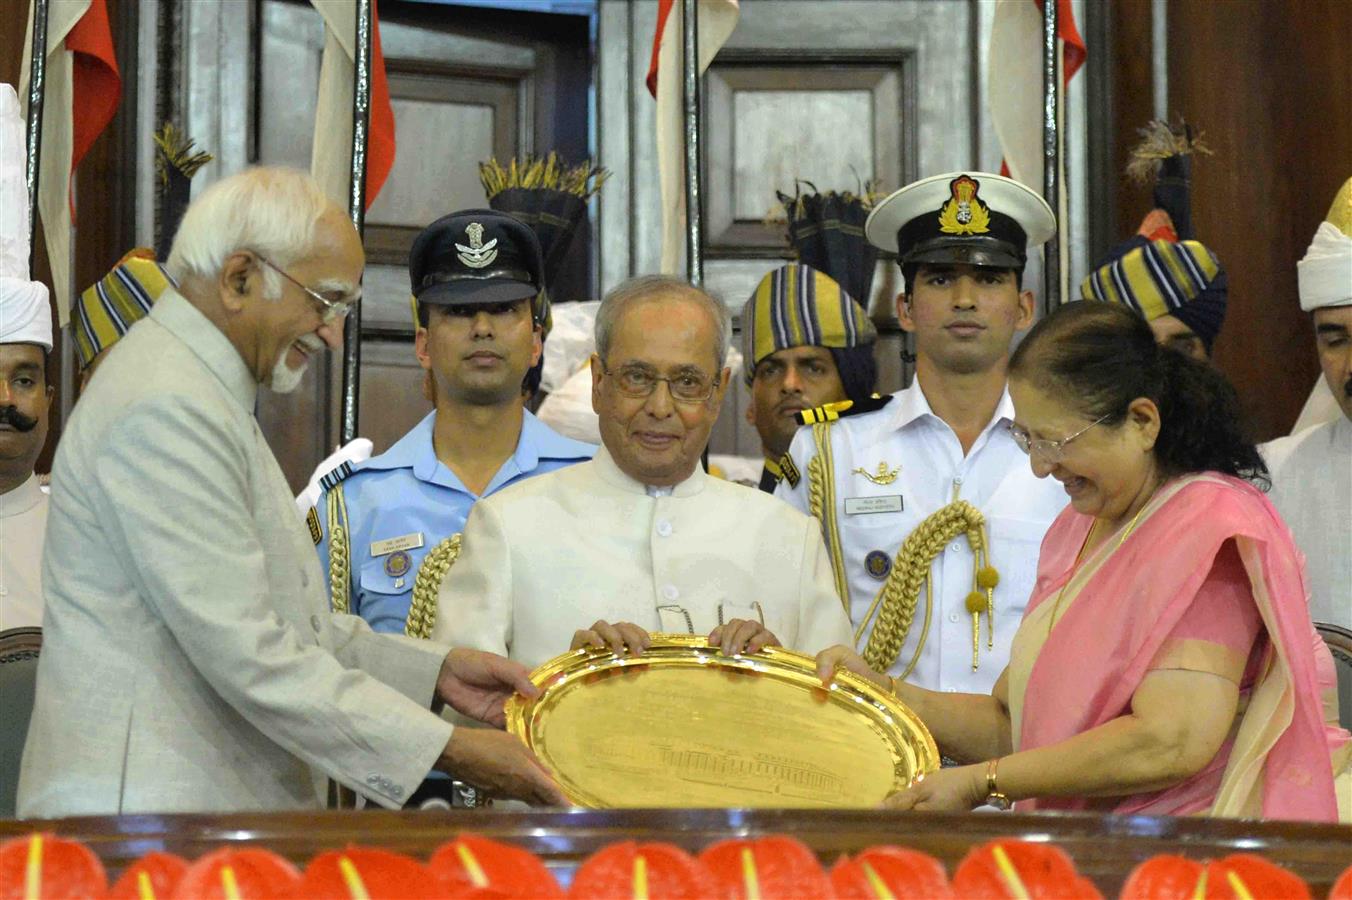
[647,0,740,274]
[66,0,122,195]
[988,0,1086,303]
[20,0,123,323]
[310,0,398,212]
[364,0,395,207]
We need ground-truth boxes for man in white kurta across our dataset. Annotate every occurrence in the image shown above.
[776,173,1067,694]
[1262,177,1352,630]
[432,276,853,669]
[0,85,55,630]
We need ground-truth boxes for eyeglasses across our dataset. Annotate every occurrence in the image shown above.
[259,257,359,324]
[1009,412,1111,464]
[603,363,721,404]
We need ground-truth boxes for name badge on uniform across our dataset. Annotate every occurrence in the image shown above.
[844,495,903,516]
[370,532,424,557]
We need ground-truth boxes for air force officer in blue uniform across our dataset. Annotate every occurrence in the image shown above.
[313,211,594,637]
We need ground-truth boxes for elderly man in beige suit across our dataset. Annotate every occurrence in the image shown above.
[19,168,563,817]
[431,276,853,669]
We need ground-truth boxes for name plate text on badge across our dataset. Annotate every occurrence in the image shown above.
[370,532,424,557]
[844,495,903,516]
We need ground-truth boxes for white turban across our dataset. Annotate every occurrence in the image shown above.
[1297,177,1352,312]
[0,278,52,349]
[0,84,52,349]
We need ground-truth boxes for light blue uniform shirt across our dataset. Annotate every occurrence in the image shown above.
[314,409,595,634]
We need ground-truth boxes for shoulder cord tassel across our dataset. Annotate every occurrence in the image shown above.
[806,421,851,613]
[325,484,351,615]
[857,501,999,676]
[405,534,463,639]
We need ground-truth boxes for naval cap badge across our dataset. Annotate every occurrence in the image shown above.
[455,222,499,269]
[938,174,991,236]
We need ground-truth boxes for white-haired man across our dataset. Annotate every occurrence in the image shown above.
[19,167,563,817]
[431,275,853,669]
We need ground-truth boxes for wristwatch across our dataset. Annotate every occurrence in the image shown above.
[984,757,1012,810]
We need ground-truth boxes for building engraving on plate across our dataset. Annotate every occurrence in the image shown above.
[592,734,845,803]
[658,745,844,801]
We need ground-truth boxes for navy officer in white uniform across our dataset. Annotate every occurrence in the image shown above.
[313,210,594,639]
[775,173,1067,695]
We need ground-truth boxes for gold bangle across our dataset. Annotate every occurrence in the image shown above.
[985,757,1011,810]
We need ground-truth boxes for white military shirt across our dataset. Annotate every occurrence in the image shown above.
[0,473,47,629]
[1262,415,1352,630]
[776,380,1067,693]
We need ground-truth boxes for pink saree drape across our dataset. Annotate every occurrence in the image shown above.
[1015,473,1346,821]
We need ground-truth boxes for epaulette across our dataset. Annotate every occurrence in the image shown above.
[796,394,892,426]
[318,460,356,493]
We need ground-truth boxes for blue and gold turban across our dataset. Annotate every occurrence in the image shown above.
[1079,236,1227,353]
[740,264,877,388]
[73,248,172,370]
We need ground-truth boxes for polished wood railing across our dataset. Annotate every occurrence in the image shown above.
[4,807,1349,895]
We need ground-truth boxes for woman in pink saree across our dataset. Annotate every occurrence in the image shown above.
[819,302,1350,821]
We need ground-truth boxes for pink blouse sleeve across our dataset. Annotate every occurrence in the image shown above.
[1148,539,1263,684]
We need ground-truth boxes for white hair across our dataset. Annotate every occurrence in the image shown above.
[165,166,333,300]
[595,275,731,369]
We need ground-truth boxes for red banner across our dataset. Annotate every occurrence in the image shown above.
[65,0,121,217]
[366,0,396,208]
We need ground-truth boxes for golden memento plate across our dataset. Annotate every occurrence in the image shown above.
[505,634,938,808]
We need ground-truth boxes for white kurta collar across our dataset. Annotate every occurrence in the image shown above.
[591,445,707,498]
[0,472,43,518]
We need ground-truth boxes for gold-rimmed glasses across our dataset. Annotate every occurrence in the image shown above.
[602,363,721,404]
[1009,412,1111,464]
[259,256,359,324]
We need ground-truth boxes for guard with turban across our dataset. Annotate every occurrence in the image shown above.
[741,263,878,492]
[1080,121,1226,361]
[72,248,173,388]
[71,125,208,390]
[1262,176,1352,631]
[0,83,54,628]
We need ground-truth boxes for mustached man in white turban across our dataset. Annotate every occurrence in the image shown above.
[1262,177,1352,631]
[0,84,55,630]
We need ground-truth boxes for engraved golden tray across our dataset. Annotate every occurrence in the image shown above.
[505,634,938,808]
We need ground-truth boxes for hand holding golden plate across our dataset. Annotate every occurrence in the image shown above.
[506,634,938,808]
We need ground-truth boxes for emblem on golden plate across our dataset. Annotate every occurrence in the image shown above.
[506,634,938,808]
